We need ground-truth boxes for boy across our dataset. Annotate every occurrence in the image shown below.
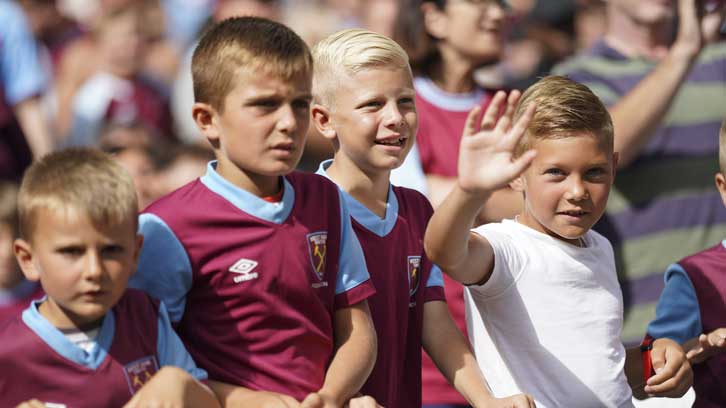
[0,181,43,323]
[311,28,534,408]
[424,76,693,407]
[646,119,726,407]
[128,17,378,406]
[0,148,218,407]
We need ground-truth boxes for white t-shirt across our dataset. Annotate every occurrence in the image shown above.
[465,219,633,408]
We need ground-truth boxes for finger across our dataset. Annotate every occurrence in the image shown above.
[708,330,726,347]
[495,90,521,134]
[645,359,692,397]
[502,102,536,150]
[464,106,483,138]
[480,91,507,130]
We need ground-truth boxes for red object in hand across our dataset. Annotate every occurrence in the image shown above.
[640,335,655,383]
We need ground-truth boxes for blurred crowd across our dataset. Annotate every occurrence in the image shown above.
[0,0,618,205]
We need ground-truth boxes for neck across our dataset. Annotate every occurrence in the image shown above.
[429,49,477,93]
[216,158,282,198]
[326,156,389,218]
[605,8,673,59]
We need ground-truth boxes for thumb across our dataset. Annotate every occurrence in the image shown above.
[650,345,667,374]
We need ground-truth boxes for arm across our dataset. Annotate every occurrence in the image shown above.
[14,97,53,159]
[424,90,537,285]
[624,338,692,399]
[303,301,377,408]
[207,381,301,408]
[605,0,725,167]
[422,300,535,408]
[123,366,221,408]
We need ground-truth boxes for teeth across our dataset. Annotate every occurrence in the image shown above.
[377,138,405,146]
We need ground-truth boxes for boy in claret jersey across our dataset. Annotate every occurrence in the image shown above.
[129,17,378,407]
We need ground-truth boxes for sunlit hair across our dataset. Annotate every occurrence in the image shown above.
[720,119,726,175]
[18,148,138,241]
[192,16,313,113]
[513,76,614,157]
[0,182,19,238]
[312,28,411,107]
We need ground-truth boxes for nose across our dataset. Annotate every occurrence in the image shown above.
[564,176,589,201]
[83,250,104,282]
[487,1,506,21]
[275,104,299,134]
[383,103,405,130]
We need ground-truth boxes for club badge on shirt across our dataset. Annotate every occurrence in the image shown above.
[124,356,159,395]
[307,231,329,288]
[408,256,422,302]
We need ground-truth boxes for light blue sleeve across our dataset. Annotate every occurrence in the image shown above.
[0,2,47,105]
[426,264,444,288]
[129,213,192,322]
[647,264,703,344]
[156,301,207,381]
[335,189,372,295]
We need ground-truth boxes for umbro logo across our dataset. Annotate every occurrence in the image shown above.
[229,258,259,283]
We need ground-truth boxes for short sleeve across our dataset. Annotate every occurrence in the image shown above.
[466,225,523,298]
[0,2,47,105]
[424,264,446,302]
[647,263,702,344]
[334,189,376,308]
[156,302,207,381]
[128,213,193,322]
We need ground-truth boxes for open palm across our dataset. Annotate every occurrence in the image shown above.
[457,90,537,194]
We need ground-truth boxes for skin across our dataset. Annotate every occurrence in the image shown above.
[314,66,535,407]
[424,89,693,400]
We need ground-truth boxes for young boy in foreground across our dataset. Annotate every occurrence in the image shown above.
[311,28,534,408]
[646,119,726,407]
[128,17,378,407]
[424,76,693,407]
[1,148,217,407]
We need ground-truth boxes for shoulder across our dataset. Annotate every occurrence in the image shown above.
[114,289,161,317]
[286,170,338,190]
[143,179,204,216]
[392,185,432,212]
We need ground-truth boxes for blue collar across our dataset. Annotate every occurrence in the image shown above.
[22,299,115,370]
[316,159,398,237]
[200,161,295,224]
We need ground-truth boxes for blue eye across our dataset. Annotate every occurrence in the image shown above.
[545,168,564,176]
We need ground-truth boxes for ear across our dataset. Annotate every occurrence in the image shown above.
[13,239,40,282]
[509,175,525,192]
[611,152,619,182]
[311,103,337,141]
[715,172,726,206]
[421,2,448,40]
[192,102,220,146]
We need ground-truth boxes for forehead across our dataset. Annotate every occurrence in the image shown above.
[340,66,414,94]
[228,66,312,99]
[530,134,612,163]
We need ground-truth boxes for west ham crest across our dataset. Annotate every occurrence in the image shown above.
[124,356,159,395]
[307,231,328,281]
[408,256,421,296]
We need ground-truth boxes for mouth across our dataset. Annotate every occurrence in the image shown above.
[271,142,295,151]
[557,210,589,217]
[375,137,407,147]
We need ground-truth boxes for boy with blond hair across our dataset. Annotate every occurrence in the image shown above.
[0,148,218,407]
[646,119,726,407]
[311,28,534,408]
[425,76,694,407]
[129,17,378,407]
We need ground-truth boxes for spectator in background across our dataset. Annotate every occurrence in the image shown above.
[0,182,43,323]
[553,0,726,346]
[153,143,214,195]
[0,1,53,182]
[63,3,174,148]
[391,1,522,406]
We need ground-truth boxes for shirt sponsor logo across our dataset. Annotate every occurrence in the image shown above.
[307,231,328,282]
[229,258,259,283]
[124,356,159,395]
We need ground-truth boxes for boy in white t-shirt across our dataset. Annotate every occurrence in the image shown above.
[424,75,693,408]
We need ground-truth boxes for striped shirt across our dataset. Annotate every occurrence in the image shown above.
[553,40,726,344]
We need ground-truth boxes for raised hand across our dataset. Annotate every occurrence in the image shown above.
[686,328,726,364]
[674,0,726,58]
[457,90,537,195]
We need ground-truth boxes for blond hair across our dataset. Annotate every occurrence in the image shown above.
[0,182,19,237]
[18,148,138,241]
[312,28,411,107]
[720,119,726,175]
[513,76,614,156]
[192,16,313,113]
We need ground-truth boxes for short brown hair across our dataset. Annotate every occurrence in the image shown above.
[0,182,19,237]
[720,119,726,175]
[18,148,138,241]
[192,16,313,113]
[513,76,614,156]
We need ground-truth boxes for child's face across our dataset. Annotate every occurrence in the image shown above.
[207,68,312,181]
[14,206,141,329]
[514,134,616,245]
[325,67,417,174]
